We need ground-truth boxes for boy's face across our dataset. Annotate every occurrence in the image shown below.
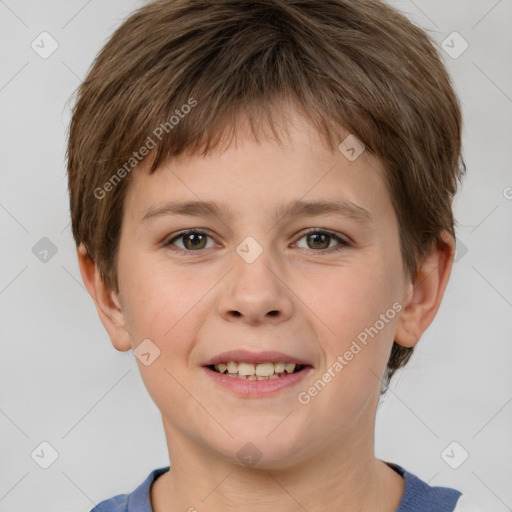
[111,108,411,466]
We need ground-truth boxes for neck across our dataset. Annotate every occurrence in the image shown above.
[151,417,404,512]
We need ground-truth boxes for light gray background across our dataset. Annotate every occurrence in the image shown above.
[0,1,511,511]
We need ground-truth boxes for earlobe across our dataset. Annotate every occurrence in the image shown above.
[76,243,132,352]
[394,231,455,348]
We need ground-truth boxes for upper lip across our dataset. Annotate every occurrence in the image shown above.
[202,350,312,367]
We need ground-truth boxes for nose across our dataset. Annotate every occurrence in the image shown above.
[217,246,294,325]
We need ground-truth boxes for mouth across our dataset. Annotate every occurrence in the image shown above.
[206,361,308,380]
[201,350,313,396]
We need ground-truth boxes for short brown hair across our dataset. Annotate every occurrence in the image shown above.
[66,0,465,392]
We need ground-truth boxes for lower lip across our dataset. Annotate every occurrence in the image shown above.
[202,366,313,397]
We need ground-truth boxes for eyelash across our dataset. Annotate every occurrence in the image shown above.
[163,228,350,254]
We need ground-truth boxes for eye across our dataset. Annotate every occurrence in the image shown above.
[164,229,217,251]
[164,228,350,254]
[294,229,349,252]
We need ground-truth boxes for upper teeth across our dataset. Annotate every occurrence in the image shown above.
[215,361,297,376]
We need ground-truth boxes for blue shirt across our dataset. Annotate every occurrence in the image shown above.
[90,462,463,512]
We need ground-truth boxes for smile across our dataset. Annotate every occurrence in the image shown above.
[203,363,312,397]
[209,361,305,379]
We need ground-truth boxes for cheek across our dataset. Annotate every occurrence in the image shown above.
[303,251,402,393]
[118,263,205,412]
[119,253,200,340]
[297,271,400,433]
[311,263,398,340]
[117,258,215,385]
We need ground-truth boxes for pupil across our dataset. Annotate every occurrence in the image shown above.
[309,233,328,249]
[185,233,206,250]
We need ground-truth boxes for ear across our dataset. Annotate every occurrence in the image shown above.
[394,231,455,348]
[76,243,132,352]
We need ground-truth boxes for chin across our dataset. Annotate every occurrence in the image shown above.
[211,430,308,470]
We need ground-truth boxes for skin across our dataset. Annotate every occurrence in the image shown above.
[78,106,455,512]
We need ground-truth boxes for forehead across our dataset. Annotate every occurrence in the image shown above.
[122,108,393,230]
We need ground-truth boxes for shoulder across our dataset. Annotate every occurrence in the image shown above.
[385,462,496,512]
[90,493,129,512]
[387,461,461,511]
[453,494,498,512]
[387,461,460,512]
[89,467,171,512]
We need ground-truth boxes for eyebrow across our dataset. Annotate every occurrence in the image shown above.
[141,199,373,225]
